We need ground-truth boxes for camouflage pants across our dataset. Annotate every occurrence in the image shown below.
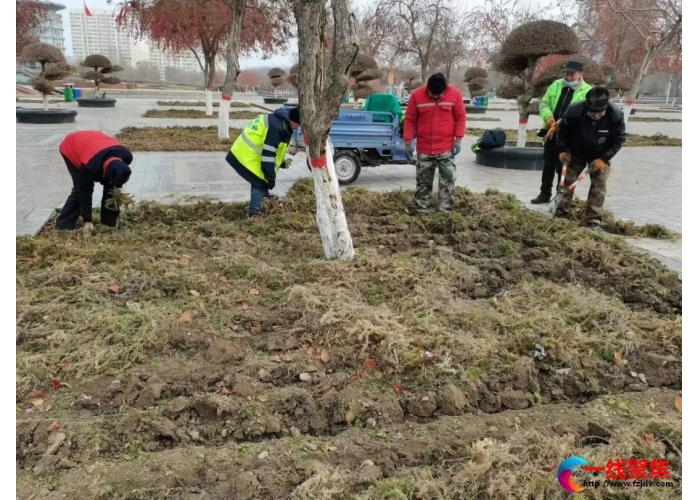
[556,156,610,221]
[415,152,456,214]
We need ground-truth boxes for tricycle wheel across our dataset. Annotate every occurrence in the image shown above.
[333,151,361,185]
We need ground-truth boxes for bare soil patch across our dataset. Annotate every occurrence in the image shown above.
[16,181,682,498]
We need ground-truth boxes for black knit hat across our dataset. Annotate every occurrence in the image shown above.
[427,72,448,95]
[107,160,132,186]
[288,107,300,124]
[586,87,610,112]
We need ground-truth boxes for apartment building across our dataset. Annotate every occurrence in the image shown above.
[69,8,135,66]
[40,2,67,53]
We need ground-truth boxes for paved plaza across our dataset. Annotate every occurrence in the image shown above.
[16,95,682,271]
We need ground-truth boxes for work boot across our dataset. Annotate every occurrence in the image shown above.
[265,193,279,201]
[530,193,551,204]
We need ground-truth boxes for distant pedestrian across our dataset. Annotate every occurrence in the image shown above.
[555,87,626,227]
[226,107,300,217]
[56,130,132,230]
[403,72,467,215]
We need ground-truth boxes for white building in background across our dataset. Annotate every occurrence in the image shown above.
[69,8,136,66]
[68,7,204,81]
[148,41,202,80]
[40,2,67,53]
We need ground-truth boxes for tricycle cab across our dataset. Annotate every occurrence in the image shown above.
[292,109,414,185]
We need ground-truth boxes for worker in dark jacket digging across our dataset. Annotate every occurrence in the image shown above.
[532,60,592,204]
[555,87,626,227]
[56,130,133,230]
[226,107,300,217]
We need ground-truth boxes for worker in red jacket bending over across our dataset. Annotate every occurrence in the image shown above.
[56,130,133,230]
[403,72,467,215]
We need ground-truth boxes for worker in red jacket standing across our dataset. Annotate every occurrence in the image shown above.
[56,130,133,230]
[403,72,467,215]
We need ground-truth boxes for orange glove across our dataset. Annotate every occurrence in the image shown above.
[559,152,569,163]
[592,159,607,171]
[545,121,558,140]
[545,117,555,128]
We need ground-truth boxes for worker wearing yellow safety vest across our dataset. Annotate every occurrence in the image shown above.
[226,107,301,217]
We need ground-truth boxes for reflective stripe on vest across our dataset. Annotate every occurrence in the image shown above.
[230,114,290,181]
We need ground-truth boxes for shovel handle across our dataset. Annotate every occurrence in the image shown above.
[559,160,568,188]
[566,165,593,191]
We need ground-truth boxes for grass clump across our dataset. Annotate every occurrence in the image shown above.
[155,100,250,108]
[143,109,259,119]
[115,126,240,151]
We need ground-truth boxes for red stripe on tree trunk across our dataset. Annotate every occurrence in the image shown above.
[303,134,310,146]
[518,118,528,124]
[222,95,231,101]
[309,156,327,168]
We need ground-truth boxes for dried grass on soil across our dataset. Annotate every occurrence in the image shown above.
[16,181,681,499]
[16,98,63,104]
[629,117,681,123]
[634,108,682,114]
[467,127,682,147]
[115,125,240,151]
[144,109,259,119]
[156,100,249,108]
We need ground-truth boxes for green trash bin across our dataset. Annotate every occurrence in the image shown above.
[483,95,489,107]
[342,94,349,103]
[63,86,74,102]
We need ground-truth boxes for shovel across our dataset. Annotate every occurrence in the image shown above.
[549,161,593,215]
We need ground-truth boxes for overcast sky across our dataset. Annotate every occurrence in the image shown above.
[59,0,555,68]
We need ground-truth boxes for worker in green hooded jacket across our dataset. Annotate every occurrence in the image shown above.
[531,61,592,204]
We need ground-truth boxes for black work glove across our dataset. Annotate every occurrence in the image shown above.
[267,178,275,191]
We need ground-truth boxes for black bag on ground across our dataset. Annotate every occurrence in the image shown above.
[471,129,506,152]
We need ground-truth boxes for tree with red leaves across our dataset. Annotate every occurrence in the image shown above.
[238,70,259,87]
[112,0,230,115]
[216,0,291,138]
[16,0,50,57]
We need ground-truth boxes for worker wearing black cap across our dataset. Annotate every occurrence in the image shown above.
[532,60,592,205]
[555,87,626,227]
[227,106,300,217]
[56,130,133,230]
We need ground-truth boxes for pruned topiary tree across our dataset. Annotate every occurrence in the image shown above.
[19,42,75,111]
[463,67,489,100]
[401,70,419,89]
[287,63,299,89]
[268,67,286,97]
[349,54,380,105]
[83,54,123,97]
[609,74,634,101]
[494,20,579,146]
[409,80,423,91]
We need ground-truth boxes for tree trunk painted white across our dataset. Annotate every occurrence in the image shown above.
[665,80,672,106]
[218,98,231,140]
[623,98,634,124]
[312,139,355,260]
[43,94,48,112]
[205,89,213,116]
[517,118,527,147]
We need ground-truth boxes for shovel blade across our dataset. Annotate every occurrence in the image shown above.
[549,193,563,214]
